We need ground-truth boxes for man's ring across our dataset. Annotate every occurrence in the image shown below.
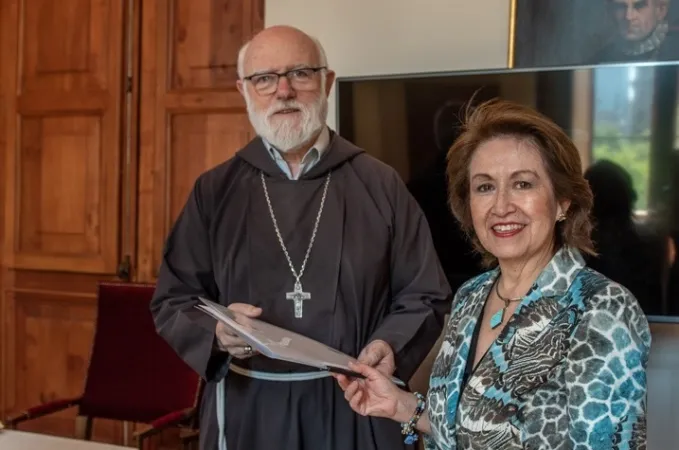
[243,345,253,355]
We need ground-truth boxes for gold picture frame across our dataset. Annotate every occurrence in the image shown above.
[507,0,517,69]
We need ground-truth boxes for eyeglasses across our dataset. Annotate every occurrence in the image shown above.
[243,67,327,95]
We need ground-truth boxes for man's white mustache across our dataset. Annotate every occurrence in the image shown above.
[268,103,304,117]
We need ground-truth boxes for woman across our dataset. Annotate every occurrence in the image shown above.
[335,99,651,449]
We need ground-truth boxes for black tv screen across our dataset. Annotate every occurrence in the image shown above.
[336,62,679,321]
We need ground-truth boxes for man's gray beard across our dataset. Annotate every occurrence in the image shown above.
[245,91,327,152]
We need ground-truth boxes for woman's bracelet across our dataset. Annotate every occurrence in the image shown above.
[400,391,426,444]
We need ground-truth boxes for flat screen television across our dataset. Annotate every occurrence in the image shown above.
[335,61,679,322]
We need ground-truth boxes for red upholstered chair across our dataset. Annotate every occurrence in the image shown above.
[4,281,202,449]
[134,377,205,448]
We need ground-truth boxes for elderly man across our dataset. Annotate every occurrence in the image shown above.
[150,25,451,450]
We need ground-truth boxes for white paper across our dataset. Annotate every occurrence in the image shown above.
[196,297,405,386]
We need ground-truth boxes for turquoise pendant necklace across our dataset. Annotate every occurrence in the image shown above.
[489,280,522,329]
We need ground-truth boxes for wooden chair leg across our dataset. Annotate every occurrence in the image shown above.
[75,416,87,439]
[74,416,90,439]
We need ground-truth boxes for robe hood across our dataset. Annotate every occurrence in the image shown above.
[235,129,365,179]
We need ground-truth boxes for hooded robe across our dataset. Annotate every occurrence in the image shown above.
[151,129,452,450]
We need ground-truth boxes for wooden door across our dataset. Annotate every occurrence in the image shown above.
[136,0,263,282]
[0,0,263,445]
[0,0,6,422]
[0,0,127,441]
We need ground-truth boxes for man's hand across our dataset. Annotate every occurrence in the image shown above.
[358,340,395,377]
[215,303,262,359]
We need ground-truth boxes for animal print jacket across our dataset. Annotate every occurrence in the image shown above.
[424,246,651,450]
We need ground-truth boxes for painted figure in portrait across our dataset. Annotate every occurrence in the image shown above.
[512,0,679,68]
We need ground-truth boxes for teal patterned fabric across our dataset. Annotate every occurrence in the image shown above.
[425,247,651,450]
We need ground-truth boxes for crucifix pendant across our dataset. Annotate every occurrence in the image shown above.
[286,280,311,318]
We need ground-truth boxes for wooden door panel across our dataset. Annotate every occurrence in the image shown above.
[0,0,6,419]
[17,115,103,264]
[171,0,259,90]
[13,291,96,414]
[22,0,110,93]
[4,284,123,443]
[3,0,124,273]
[138,0,263,281]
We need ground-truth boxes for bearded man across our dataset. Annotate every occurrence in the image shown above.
[150,25,451,450]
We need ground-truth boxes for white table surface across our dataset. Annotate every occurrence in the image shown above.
[0,429,131,449]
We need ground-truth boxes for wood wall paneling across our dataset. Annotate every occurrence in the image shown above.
[4,0,123,273]
[0,0,127,441]
[0,0,264,445]
[0,0,6,420]
[136,0,262,282]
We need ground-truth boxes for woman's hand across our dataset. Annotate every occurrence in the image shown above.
[334,361,405,419]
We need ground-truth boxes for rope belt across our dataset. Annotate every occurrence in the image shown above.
[228,363,333,381]
[216,357,333,450]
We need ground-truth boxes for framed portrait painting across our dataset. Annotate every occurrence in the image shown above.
[510,0,679,68]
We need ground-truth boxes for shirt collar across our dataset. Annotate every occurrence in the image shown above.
[484,246,586,298]
[531,246,586,297]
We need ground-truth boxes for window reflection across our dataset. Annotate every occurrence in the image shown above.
[338,62,679,318]
[592,66,653,212]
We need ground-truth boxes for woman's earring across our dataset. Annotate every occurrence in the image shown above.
[557,213,566,222]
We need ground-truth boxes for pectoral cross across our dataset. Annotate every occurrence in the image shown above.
[286,281,310,318]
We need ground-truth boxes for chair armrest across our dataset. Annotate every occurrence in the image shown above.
[134,407,195,442]
[180,429,200,444]
[4,397,82,427]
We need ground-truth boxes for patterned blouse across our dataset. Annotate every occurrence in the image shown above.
[424,246,651,450]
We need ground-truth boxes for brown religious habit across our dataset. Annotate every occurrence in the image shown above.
[150,129,452,450]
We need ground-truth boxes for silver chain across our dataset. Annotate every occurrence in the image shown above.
[260,171,331,284]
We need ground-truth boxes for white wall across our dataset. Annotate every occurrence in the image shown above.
[265,0,512,127]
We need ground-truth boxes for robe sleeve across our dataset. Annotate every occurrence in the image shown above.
[367,172,453,383]
[565,286,651,449]
[150,176,229,382]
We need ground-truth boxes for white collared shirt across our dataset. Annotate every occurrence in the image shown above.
[262,127,330,180]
